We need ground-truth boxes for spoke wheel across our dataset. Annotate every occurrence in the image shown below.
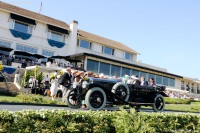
[152,94,165,112]
[112,82,130,102]
[85,87,106,110]
[66,89,82,108]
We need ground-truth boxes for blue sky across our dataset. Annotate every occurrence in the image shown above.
[2,0,200,79]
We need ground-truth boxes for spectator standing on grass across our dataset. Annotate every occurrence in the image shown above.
[183,93,187,99]
[60,67,72,103]
[50,74,58,101]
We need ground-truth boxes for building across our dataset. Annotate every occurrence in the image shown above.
[0,1,199,97]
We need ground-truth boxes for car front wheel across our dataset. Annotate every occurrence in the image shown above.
[85,87,106,110]
[66,89,82,108]
[152,94,165,112]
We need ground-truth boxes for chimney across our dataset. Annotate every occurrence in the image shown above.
[68,20,79,55]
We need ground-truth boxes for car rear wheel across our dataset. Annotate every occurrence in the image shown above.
[152,94,165,112]
[85,87,106,110]
[112,82,130,102]
[66,89,82,108]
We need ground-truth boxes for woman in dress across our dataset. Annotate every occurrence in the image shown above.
[50,74,58,100]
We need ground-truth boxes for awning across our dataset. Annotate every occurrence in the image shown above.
[10,13,36,25]
[47,24,69,34]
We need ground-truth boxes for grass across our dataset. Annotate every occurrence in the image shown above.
[164,104,200,112]
[0,92,65,105]
[0,96,22,102]
[140,103,200,112]
[1,92,200,112]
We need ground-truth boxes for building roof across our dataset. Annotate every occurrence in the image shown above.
[0,1,70,31]
[0,1,139,54]
[78,30,139,54]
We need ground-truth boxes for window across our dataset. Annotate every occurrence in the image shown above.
[42,50,54,57]
[87,59,99,73]
[16,44,38,54]
[191,83,194,93]
[140,71,148,80]
[197,84,200,94]
[111,65,121,77]
[148,73,155,81]
[163,77,168,86]
[124,52,133,60]
[156,75,163,84]
[169,78,175,87]
[102,46,114,55]
[181,81,185,90]
[99,62,110,75]
[79,40,92,49]
[0,40,11,48]
[10,19,33,34]
[131,69,140,77]
[47,31,65,42]
[122,67,131,76]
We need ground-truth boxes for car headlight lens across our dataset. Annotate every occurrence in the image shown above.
[82,81,89,89]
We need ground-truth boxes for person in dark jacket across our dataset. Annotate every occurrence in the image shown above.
[140,76,148,86]
[61,67,72,102]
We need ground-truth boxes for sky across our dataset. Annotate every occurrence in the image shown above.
[1,0,200,79]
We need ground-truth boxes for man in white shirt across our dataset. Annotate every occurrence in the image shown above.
[44,75,50,82]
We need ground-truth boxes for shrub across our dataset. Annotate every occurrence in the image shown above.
[165,97,192,104]
[0,109,200,133]
[112,108,154,133]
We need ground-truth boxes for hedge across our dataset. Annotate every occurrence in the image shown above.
[165,97,193,104]
[0,108,199,133]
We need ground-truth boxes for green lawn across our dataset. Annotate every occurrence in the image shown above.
[164,104,200,112]
[0,93,64,105]
[1,93,200,112]
[140,103,200,112]
[0,96,22,102]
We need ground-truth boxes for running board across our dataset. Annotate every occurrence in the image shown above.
[128,102,153,105]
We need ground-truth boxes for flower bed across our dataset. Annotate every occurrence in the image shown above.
[0,108,199,133]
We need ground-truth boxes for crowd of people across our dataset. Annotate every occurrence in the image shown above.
[32,67,158,102]
[165,90,200,100]
[123,75,156,87]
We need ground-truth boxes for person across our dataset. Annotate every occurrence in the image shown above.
[28,76,34,88]
[99,73,105,79]
[44,75,50,83]
[50,74,58,100]
[71,70,78,82]
[148,78,156,87]
[130,75,140,85]
[123,75,130,84]
[61,67,72,102]
[140,76,148,86]
[74,72,82,82]
[43,75,50,95]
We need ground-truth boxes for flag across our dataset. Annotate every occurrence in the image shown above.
[39,1,42,14]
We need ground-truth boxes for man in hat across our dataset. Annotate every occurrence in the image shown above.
[131,75,140,85]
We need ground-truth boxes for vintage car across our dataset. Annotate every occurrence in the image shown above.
[65,77,167,112]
